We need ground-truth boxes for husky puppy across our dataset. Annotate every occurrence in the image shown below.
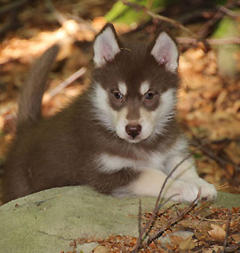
[3,23,217,203]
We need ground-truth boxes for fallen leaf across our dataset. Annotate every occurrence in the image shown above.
[231,233,240,243]
[179,235,196,250]
[208,224,226,241]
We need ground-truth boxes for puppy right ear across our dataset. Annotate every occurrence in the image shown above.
[93,23,120,67]
[151,32,178,73]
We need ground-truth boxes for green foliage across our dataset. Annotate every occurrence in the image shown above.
[213,16,239,38]
[105,0,229,25]
[215,0,227,5]
[105,0,176,25]
[212,15,240,77]
[193,152,203,160]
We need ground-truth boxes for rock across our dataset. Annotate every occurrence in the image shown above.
[0,186,240,253]
[93,245,110,253]
[0,186,154,253]
[77,242,99,253]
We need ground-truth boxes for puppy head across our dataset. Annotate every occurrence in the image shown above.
[91,23,179,143]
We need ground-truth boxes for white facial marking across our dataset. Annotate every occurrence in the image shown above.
[115,107,128,140]
[152,88,176,136]
[91,83,176,143]
[137,88,176,141]
[93,27,120,67]
[140,81,150,95]
[118,82,127,96]
[91,83,116,132]
[91,83,129,140]
[151,32,178,72]
[114,89,176,143]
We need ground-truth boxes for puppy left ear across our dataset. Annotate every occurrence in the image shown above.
[93,23,120,67]
[151,32,178,72]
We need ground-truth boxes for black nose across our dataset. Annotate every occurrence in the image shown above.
[125,124,142,139]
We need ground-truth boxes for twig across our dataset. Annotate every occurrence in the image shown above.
[142,154,192,239]
[45,0,67,24]
[121,0,197,37]
[0,0,29,39]
[141,194,178,245]
[198,1,240,39]
[0,0,28,15]
[190,136,240,172]
[147,190,200,245]
[131,154,192,252]
[191,137,229,168]
[219,6,240,18]
[198,8,224,39]
[177,37,240,45]
[45,0,97,35]
[47,67,86,99]
[0,16,21,39]
[135,199,143,250]
[223,210,232,253]
[66,14,97,34]
[211,138,240,145]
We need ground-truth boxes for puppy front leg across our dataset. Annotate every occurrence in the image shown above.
[113,168,201,203]
[166,154,217,201]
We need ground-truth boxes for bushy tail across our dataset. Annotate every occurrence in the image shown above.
[17,44,59,128]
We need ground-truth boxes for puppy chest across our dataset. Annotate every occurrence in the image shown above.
[96,151,166,173]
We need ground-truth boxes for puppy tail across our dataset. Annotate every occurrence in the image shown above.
[17,44,59,128]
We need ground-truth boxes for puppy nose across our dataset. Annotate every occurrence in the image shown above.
[125,124,142,139]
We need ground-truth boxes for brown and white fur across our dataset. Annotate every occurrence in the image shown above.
[3,24,217,203]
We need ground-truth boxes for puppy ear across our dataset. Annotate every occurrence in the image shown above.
[151,32,178,72]
[93,23,120,67]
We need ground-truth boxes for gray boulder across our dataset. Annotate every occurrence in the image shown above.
[0,186,240,253]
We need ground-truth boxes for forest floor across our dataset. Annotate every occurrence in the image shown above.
[0,0,240,252]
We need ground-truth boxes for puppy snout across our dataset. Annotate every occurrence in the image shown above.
[125,124,142,139]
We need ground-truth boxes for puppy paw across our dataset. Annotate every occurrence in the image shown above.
[164,181,200,203]
[192,178,217,201]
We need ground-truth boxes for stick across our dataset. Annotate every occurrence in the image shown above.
[177,37,240,45]
[147,190,200,245]
[45,0,66,25]
[190,136,240,172]
[143,154,192,238]
[141,194,178,242]
[121,0,196,37]
[131,154,192,252]
[47,67,86,99]
[134,199,143,251]
[45,0,96,35]
[223,210,232,253]
[219,6,240,18]
[0,0,28,15]
[191,138,228,168]
[198,0,240,39]
[0,18,20,39]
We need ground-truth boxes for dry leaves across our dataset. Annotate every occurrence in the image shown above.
[208,224,226,241]
[64,205,240,253]
[179,235,196,251]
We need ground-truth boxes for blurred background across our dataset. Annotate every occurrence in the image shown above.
[0,0,240,205]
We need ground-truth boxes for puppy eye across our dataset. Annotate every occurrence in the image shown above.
[144,91,155,100]
[112,90,123,100]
